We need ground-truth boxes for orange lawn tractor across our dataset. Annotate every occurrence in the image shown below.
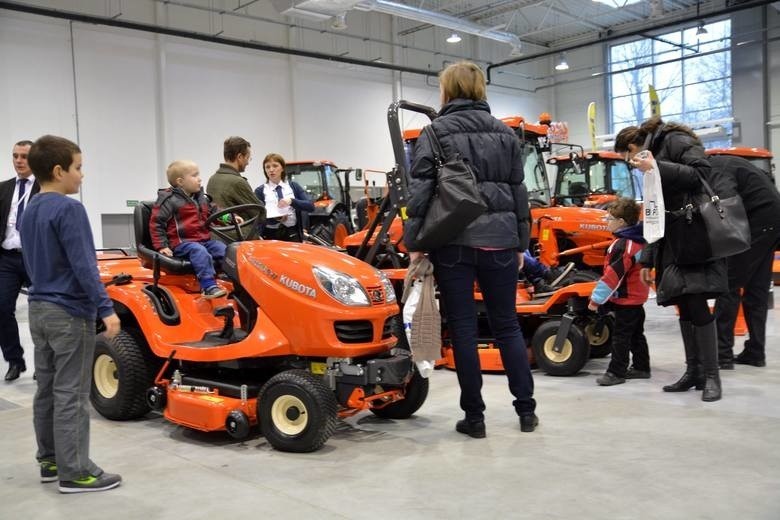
[89,202,427,453]
[344,100,615,375]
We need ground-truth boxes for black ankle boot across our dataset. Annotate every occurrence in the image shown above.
[702,372,722,402]
[663,369,703,392]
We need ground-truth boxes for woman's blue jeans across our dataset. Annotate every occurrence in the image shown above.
[431,245,536,422]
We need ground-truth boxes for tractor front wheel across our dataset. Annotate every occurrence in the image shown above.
[531,320,588,376]
[258,370,338,453]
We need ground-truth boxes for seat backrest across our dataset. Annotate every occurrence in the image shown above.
[133,201,194,274]
[569,181,589,198]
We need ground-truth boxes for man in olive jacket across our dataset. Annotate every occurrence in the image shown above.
[206,136,262,221]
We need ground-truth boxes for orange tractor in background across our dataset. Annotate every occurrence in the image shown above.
[343,101,616,375]
[548,147,640,208]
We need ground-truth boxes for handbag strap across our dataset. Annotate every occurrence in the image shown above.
[693,169,718,201]
[423,125,446,165]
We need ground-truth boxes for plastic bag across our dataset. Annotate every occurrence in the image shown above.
[402,280,434,377]
[639,151,665,243]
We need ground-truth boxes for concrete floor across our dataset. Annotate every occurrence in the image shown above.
[1,294,778,520]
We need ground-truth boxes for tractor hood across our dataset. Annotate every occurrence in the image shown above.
[531,206,611,234]
[229,240,396,308]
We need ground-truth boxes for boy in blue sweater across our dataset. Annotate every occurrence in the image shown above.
[20,135,122,493]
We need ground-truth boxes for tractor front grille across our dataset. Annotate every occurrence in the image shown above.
[335,320,373,343]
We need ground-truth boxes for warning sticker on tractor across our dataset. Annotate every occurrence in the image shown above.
[310,362,327,375]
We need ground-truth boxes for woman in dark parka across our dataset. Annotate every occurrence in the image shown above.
[614,117,727,402]
[404,61,537,436]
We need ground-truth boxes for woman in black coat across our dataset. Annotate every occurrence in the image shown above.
[404,61,537,436]
[614,117,727,402]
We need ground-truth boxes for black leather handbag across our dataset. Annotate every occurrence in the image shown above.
[666,171,751,265]
[413,125,487,251]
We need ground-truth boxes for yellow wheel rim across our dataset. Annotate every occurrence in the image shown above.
[271,395,308,436]
[93,354,118,399]
[542,335,572,363]
[585,322,610,346]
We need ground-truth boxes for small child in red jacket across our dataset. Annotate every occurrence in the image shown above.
[150,160,227,299]
[588,198,650,386]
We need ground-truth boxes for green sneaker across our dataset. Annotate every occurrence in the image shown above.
[59,472,122,494]
[40,461,58,483]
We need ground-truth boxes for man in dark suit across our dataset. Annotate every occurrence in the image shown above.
[1,140,39,381]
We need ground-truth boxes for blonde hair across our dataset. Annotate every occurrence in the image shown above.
[439,61,487,104]
[166,160,197,186]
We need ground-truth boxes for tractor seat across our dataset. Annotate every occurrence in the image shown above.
[133,201,194,275]
[569,181,589,198]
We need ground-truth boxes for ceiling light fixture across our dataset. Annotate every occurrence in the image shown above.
[554,53,569,71]
[509,44,523,57]
[446,32,462,43]
[696,21,708,37]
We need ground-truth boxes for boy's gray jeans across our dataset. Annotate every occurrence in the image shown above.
[29,301,102,481]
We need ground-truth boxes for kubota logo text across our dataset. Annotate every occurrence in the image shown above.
[279,275,316,298]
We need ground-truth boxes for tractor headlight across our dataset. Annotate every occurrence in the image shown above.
[313,266,370,306]
[378,270,396,303]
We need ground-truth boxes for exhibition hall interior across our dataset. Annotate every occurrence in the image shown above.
[1,0,778,517]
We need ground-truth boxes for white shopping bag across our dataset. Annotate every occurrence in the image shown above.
[640,151,665,243]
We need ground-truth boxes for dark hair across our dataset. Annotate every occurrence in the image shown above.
[614,116,701,153]
[608,197,641,226]
[262,153,287,181]
[223,136,251,162]
[27,135,81,183]
[15,140,34,148]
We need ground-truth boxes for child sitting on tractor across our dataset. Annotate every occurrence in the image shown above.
[587,197,650,386]
[150,160,229,299]
[520,251,574,296]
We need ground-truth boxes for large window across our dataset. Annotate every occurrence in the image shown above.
[609,20,732,145]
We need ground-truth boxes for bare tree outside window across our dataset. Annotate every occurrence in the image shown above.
[609,20,732,146]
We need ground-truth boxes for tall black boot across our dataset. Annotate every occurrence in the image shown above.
[663,320,704,392]
[697,320,722,402]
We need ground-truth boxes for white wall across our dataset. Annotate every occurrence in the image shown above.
[0,6,550,247]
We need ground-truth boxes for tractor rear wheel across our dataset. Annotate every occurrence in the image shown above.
[258,370,338,453]
[370,369,429,420]
[531,320,588,376]
[91,329,158,420]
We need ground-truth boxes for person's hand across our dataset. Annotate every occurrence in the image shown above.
[159,247,173,257]
[517,252,525,270]
[640,267,655,286]
[409,251,425,264]
[630,150,654,173]
[587,301,598,312]
[278,197,292,208]
[102,313,120,340]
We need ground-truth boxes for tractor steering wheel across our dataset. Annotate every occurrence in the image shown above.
[205,204,266,242]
